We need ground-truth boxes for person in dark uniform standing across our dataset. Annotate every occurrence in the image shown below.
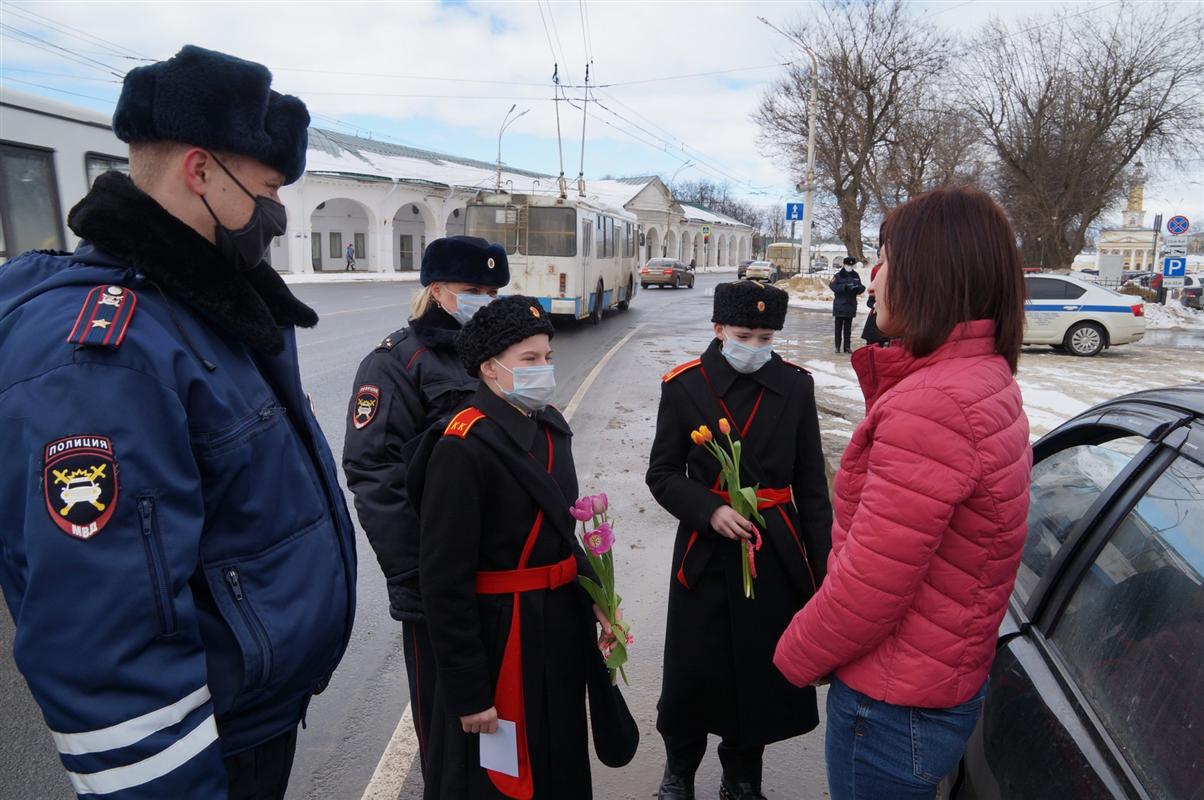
[342,235,508,778]
[647,280,833,800]
[409,296,629,799]
[830,257,865,353]
[0,46,356,799]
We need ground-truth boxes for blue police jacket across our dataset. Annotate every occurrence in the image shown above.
[0,173,356,798]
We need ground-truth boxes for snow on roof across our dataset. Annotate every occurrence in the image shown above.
[678,201,750,229]
[304,127,553,192]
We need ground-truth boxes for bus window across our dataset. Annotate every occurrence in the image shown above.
[527,207,575,257]
[596,216,614,258]
[0,143,64,260]
[582,219,592,257]
[85,153,129,188]
[465,205,519,254]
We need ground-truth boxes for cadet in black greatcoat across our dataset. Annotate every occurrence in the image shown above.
[409,296,634,800]
[342,235,508,776]
[648,280,834,800]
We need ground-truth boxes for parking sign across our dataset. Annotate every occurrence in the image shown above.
[1162,256,1187,277]
[1167,215,1190,235]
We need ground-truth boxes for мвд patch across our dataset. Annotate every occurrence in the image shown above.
[43,435,118,540]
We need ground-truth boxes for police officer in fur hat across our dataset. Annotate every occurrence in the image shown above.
[648,280,833,800]
[0,46,355,797]
[343,235,508,778]
[407,295,636,798]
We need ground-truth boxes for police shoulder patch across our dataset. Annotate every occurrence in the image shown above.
[352,384,381,430]
[43,435,118,540]
[67,285,137,349]
[444,407,486,438]
[662,358,702,383]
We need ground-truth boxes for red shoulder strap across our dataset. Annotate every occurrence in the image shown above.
[662,358,702,383]
[781,359,811,374]
[443,407,486,438]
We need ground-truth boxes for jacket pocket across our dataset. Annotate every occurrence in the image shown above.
[136,496,177,637]
[196,401,286,457]
[221,565,274,693]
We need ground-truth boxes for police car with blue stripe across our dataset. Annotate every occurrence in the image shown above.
[1023,275,1146,357]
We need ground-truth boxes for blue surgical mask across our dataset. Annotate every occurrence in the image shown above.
[722,335,773,374]
[492,360,556,411]
[450,292,492,326]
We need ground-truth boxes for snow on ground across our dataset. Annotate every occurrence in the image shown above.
[1143,301,1204,330]
[776,270,872,313]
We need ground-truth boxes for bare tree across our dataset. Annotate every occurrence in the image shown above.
[670,178,764,230]
[963,2,1204,269]
[754,0,948,259]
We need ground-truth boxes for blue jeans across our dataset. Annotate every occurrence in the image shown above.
[825,676,987,800]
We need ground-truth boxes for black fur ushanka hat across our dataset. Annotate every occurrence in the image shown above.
[113,45,310,184]
[457,295,555,377]
[711,280,788,331]
[421,236,510,287]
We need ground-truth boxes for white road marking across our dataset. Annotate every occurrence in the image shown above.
[360,704,418,800]
[563,324,645,422]
[358,322,645,799]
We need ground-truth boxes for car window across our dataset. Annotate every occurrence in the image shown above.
[1026,277,1082,300]
[1063,283,1086,299]
[1049,455,1204,800]
[1018,437,1145,605]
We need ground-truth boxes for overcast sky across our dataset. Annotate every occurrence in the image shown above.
[2,0,1201,229]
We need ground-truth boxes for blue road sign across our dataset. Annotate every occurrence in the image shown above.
[1167,215,1190,235]
[1163,256,1187,277]
[785,202,805,221]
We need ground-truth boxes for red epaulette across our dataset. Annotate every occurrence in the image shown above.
[782,359,811,375]
[444,407,486,438]
[662,358,702,383]
[67,285,137,349]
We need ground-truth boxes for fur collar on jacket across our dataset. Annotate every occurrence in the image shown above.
[67,171,317,354]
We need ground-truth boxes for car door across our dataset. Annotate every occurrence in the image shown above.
[956,403,1201,800]
[1025,277,1068,342]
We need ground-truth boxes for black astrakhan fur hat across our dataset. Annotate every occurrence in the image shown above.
[712,280,788,331]
[113,45,310,184]
[457,295,554,377]
[421,236,510,287]
[842,256,858,266]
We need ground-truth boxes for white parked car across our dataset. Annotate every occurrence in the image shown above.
[744,260,774,282]
[1024,275,1145,357]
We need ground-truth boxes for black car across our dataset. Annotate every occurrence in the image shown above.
[1180,275,1201,310]
[737,259,754,279]
[949,386,1204,800]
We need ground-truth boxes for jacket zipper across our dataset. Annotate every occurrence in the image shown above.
[205,402,285,451]
[224,567,274,690]
[137,497,177,636]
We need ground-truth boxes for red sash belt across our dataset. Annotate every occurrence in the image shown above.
[476,555,578,594]
[711,486,792,508]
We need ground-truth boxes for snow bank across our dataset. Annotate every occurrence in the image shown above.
[776,271,871,314]
[1143,302,1204,331]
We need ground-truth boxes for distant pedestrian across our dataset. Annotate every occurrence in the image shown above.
[346,241,357,270]
[648,280,833,800]
[829,257,864,353]
[774,185,1032,800]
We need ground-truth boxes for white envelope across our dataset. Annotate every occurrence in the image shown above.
[479,719,519,777]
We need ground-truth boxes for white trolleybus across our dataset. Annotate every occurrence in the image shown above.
[465,191,640,323]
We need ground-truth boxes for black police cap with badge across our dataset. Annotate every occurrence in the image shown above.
[421,235,510,288]
[457,295,554,377]
[712,280,789,331]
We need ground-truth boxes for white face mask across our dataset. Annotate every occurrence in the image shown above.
[492,359,556,411]
[449,292,492,326]
[721,331,774,374]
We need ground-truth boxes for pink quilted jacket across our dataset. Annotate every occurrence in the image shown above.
[774,320,1031,708]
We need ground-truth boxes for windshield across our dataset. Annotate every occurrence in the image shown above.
[465,205,576,257]
[465,205,519,254]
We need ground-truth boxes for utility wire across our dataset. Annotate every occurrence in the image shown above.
[0,75,116,103]
[4,3,153,61]
[0,23,123,75]
[0,66,121,83]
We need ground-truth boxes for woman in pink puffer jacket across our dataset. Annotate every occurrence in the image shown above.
[774,185,1032,800]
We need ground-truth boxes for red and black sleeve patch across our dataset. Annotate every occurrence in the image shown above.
[67,285,137,349]
[43,435,118,540]
[352,384,381,430]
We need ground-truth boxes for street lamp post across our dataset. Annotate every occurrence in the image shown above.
[665,161,694,258]
[759,17,819,270]
[495,104,529,192]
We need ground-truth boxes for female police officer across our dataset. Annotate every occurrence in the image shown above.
[647,280,833,800]
[342,235,508,776]
[409,295,629,799]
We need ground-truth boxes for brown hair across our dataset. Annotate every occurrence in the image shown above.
[879,185,1026,373]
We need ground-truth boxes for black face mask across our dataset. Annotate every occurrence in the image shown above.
[201,154,287,272]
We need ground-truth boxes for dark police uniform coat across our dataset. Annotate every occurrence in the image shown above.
[410,386,597,799]
[0,173,356,797]
[647,339,833,746]
[343,306,476,623]
[829,269,865,318]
